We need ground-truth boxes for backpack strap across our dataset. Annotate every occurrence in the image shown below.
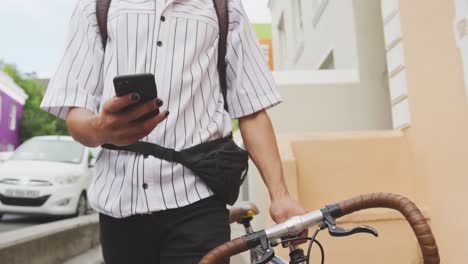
[96,0,112,50]
[212,0,229,112]
[96,0,229,111]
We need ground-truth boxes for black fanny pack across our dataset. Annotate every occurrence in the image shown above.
[101,136,249,205]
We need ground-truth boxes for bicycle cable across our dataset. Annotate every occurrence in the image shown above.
[306,227,324,264]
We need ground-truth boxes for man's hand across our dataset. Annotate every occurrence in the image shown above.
[66,93,168,147]
[269,194,308,245]
[269,195,307,224]
[91,93,168,146]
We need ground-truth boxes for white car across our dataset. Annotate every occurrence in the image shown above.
[0,152,13,163]
[0,136,95,219]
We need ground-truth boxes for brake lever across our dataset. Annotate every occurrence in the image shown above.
[322,222,379,237]
[320,208,379,238]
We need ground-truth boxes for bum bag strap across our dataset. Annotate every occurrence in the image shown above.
[102,142,183,163]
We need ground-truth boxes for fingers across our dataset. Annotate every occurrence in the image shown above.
[122,98,164,123]
[104,93,140,113]
[116,111,169,145]
[135,110,169,135]
[292,230,309,246]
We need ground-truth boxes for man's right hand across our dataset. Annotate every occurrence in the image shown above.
[91,93,169,146]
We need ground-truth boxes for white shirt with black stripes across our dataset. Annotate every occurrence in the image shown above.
[40,0,282,218]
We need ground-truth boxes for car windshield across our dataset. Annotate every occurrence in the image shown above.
[10,139,84,164]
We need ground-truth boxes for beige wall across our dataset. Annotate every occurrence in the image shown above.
[399,0,468,262]
[272,132,425,263]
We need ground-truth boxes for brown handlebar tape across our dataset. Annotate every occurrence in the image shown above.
[199,237,250,264]
[338,193,440,264]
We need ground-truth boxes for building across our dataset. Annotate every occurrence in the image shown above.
[0,70,28,151]
[268,0,393,133]
[252,23,274,70]
[235,0,468,263]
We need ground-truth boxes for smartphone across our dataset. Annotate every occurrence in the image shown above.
[113,73,159,122]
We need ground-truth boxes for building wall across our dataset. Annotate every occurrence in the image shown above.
[397,0,468,262]
[0,71,26,152]
[0,90,24,151]
[252,0,468,263]
[269,70,394,133]
[380,1,412,129]
[296,0,358,70]
[269,0,393,131]
[455,0,468,97]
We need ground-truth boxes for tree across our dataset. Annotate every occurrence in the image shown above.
[2,64,69,143]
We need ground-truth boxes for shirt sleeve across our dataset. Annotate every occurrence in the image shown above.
[225,0,282,119]
[40,0,105,120]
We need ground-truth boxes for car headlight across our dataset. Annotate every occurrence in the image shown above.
[54,175,80,185]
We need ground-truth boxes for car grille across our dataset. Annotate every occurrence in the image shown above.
[0,194,51,207]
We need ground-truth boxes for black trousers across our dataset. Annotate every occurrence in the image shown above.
[99,197,231,264]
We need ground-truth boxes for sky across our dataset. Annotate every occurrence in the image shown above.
[0,0,271,78]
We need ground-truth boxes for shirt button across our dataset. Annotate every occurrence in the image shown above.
[157,41,163,47]
[142,183,148,189]
[160,16,166,22]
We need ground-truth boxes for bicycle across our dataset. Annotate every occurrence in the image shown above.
[203,193,440,264]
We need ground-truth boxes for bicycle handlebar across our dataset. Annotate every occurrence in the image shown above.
[199,192,440,264]
[337,193,439,263]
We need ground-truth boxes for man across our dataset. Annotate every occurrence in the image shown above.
[40,0,307,263]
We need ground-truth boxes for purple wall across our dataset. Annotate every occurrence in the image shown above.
[0,90,24,151]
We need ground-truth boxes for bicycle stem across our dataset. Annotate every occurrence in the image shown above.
[264,210,324,240]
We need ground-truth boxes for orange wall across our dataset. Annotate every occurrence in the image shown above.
[259,38,274,70]
[278,132,424,263]
[398,0,468,262]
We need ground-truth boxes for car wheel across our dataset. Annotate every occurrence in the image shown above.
[75,193,88,217]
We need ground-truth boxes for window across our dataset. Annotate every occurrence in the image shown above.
[10,139,84,164]
[9,104,16,131]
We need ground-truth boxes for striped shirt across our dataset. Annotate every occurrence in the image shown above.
[40,0,282,218]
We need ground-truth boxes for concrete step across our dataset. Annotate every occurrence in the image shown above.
[63,245,103,264]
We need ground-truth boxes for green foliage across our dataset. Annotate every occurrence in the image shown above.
[2,64,69,143]
[232,119,239,132]
[252,24,272,39]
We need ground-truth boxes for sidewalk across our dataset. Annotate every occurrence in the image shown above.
[63,246,103,264]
